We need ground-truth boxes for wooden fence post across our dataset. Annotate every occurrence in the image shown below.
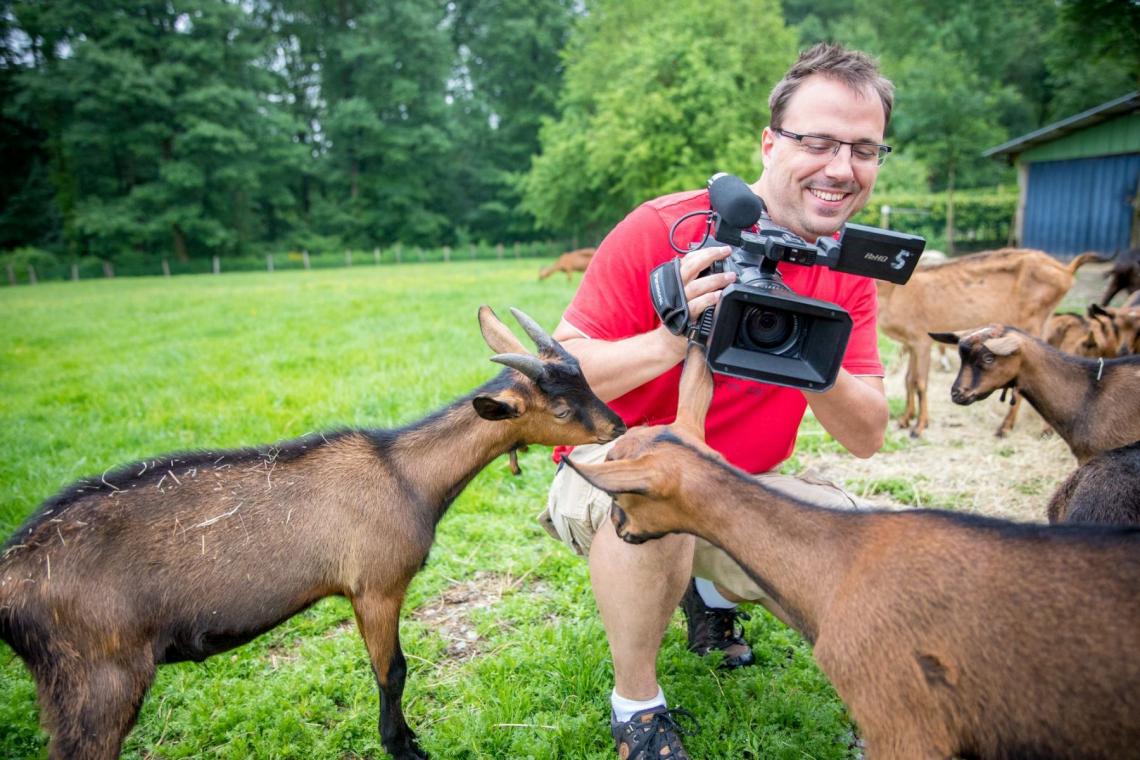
[28,266,37,285]
[373,247,380,265]
[443,246,451,263]
[71,263,79,281]
[513,242,520,259]
[212,256,220,275]
[395,244,402,264]
[6,264,14,286]
[346,249,352,267]
[162,258,171,277]
[267,254,274,272]
[103,261,114,278]
[496,243,503,260]
[302,250,310,270]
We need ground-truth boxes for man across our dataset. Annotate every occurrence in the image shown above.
[540,43,894,759]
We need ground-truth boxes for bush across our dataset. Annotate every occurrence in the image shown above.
[855,187,1018,252]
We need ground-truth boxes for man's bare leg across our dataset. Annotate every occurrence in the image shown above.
[589,523,695,700]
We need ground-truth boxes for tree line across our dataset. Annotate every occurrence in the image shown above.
[1,0,1135,265]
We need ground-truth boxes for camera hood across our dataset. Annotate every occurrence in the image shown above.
[705,284,852,391]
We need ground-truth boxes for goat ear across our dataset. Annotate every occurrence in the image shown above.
[473,392,525,421]
[674,343,713,437]
[566,455,665,498]
[479,305,529,355]
[982,334,1021,356]
[929,331,961,345]
[1088,303,1111,318]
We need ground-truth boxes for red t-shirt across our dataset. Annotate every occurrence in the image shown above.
[556,188,883,474]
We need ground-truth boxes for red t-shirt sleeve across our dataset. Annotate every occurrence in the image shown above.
[837,275,884,377]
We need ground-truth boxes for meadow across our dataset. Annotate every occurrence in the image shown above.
[1,260,862,759]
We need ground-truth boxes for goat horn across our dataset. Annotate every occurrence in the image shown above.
[510,307,559,355]
[491,353,546,382]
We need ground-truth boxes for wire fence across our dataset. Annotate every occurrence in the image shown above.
[2,241,570,286]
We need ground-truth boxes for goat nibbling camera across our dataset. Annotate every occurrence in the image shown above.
[650,173,926,391]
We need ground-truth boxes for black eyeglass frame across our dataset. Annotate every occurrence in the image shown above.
[772,127,893,166]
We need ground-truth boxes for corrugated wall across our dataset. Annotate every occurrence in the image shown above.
[1022,153,1140,256]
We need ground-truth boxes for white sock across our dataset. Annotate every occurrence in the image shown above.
[695,577,737,609]
[611,686,666,723]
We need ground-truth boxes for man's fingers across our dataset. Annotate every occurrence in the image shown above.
[685,271,735,301]
[679,246,732,282]
[687,291,722,320]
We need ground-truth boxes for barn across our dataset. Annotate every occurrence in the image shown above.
[984,91,1140,257]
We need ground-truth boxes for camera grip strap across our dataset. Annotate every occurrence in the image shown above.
[650,258,690,336]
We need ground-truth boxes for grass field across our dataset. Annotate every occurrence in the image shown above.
[1,261,866,759]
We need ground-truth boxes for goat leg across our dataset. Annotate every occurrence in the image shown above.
[353,592,429,760]
[41,656,154,760]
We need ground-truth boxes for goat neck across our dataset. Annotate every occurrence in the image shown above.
[384,374,528,519]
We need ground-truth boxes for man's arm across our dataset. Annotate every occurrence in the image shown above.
[805,371,887,458]
[553,246,736,402]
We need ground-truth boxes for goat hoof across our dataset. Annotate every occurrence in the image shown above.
[384,733,429,760]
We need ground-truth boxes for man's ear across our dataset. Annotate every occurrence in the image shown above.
[473,391,524,420]
[759,126,777,168]
[566,455,663,498]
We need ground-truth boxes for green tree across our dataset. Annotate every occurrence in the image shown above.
[522,0,798,239]
[448,0,579,242]
[891,45,1012,251]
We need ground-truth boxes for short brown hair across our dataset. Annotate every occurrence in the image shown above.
[768,43,894,132]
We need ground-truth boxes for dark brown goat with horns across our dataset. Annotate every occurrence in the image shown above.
[0,306,624,760]
[567,343,1140,760]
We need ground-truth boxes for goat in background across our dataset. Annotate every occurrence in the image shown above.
[1099,246,1140,306]
[538,247,595,281]
[567,343,1140,760]
[1047,441,1140,526]
[931,324,1140,464]
[0,306,624,760]
[876,248,1101,437]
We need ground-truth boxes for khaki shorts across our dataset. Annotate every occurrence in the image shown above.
[538,439,864,602]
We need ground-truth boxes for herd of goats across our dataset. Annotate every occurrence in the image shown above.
[1,246,1139,759]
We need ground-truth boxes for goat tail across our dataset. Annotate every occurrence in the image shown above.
[1068,251,1108,274]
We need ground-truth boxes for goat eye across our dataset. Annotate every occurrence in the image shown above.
[982,354,995,365]
[554,408,572,419]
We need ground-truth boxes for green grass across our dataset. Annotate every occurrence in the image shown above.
[0,262,856,759]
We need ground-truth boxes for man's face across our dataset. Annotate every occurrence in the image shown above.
[754,75,886,241]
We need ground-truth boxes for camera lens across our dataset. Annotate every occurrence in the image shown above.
[739,305,799,353]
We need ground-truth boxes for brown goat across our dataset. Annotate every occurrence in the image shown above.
[876,249,1101,437]
[1089,302,1140,355]
[566,345,1140,760]
[1043,310,1119,358]
[1047,441,1140,526]
[1099,246,1140,306]
[931,324,1140,464]
[537,247,595,281]
[0,307,624,760]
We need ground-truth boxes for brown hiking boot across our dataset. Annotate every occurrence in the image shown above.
[680,579,755,669]
[611,706,699,759]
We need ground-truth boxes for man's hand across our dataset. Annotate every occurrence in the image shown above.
[680,246,736,323]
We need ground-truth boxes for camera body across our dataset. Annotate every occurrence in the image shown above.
[650,173,926,391]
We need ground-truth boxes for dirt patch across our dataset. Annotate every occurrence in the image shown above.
[802,260,1115,523]
[412,570,547,661]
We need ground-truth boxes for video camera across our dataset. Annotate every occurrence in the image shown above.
[650,173,926,391]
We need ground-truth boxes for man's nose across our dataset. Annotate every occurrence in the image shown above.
[824,145,856,181]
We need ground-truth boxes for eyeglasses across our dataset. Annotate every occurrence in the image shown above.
[772,128,892,166]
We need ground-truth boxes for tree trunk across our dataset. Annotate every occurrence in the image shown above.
[172,224,189,262]
[946,164,956,256]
